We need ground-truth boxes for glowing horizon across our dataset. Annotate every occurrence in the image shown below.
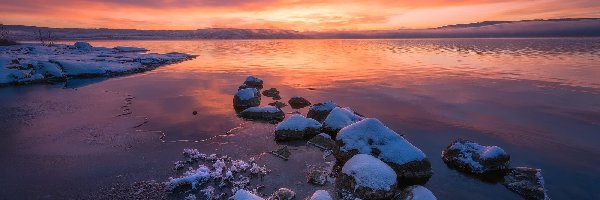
[1,0,599,31]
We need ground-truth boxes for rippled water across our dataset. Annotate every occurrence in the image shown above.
[1,38,599,199]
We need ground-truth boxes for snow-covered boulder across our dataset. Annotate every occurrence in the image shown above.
[337,154,398,199]
[288,96,311,109]
[269,188,296,200]
[234,88,261,109]
[239,106,285,121]
[334,118,432,180]
[322,107,363,135]
[395,185,437,200]
[274,114,322,141]
[73,41,93,50]
[113,46,148,52]
[307,101,337,122]
[308,190,333,200]
[232,189,265,200]
[441,139,510,174]
[243,76,263,88]
[503,167,550,200]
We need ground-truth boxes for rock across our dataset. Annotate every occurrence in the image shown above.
[307,133,335,150]
[238,83,253,90]
[307,101,337,122]
[268,101,288,108]
[262,88,280,98]
[288,96,312,109]
[243,76,264,88]
[269,146,291,160]
[308,190,333,200]
[334,118,432,180]
[306,167,329,186]
[239,106,285,121]
[192,111,198,115]
[234,88,261,109]
[233,189,265,200]
[74,41,93,50]
[274,114,322,141]
[393,185,437,200]
[269,188,296,200]
[441,139,510,174]
[337,154,398,200]
[503,167,550,200]
[322,107,363,136]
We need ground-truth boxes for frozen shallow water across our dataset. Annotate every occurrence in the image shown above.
[1,38,599,199]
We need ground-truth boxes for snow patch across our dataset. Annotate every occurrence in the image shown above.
[275,114,321,131]
[323,107,363,130]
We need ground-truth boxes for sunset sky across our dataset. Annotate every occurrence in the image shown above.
[1,0,599,31]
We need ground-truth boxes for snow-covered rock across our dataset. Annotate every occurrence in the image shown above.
[503,167,550,200]
[232,189,265,200]
[269,188,296,200]
[74,41,93,50]
[308,190,333,200]
[334,118,432,180]
[288,96,311,109]
[0,43,194,85]
[441,139,510,174]
[395,185,437,200]
[337,154,398,200]
[307,101,337,122]
[113,46,148,52]
[322,107,363,135]
[274,114,322,141]
[239,106,285,121]
[234,88,261,109]
[243,76,263,88]
[165,165,211,192]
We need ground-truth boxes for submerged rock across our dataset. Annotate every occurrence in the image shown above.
[239,106,285,121]
[393,185,437,200]
[337,154,398,200]
[306,167,329,186]
[243,76,264,88]
[334,118,432,180]
[307,101,337,122]
[441,139,510,174]
[262,88,280,98]
[269,188,296,200]
[268,101,288,108]
[288,96,312,109]
[269,146,291,160]
[307,133,336,150]
[308,190,333,200]
[233,189,264,200]
[322,107,363,135]
[503,167,550,200]
[234,88,261,109]
[274,114,322,141]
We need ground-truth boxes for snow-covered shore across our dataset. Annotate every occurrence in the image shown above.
[0,42,196,85]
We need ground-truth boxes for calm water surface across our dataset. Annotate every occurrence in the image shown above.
[1,38,599,199]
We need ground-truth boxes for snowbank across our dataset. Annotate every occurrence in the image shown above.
[338,154,397,199]
[322,107,363,134]
[335,118,432,179]
[274,114,322,141]
[0,42,194,85]
[441,139,510,174]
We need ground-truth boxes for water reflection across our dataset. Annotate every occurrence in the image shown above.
[7,38,600,199]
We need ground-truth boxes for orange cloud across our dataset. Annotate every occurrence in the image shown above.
[0,0,598,30]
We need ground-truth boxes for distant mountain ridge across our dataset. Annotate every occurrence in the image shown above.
[3,18,600,40]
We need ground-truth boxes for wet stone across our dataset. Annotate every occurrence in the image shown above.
[268,101,288,108]
[269,146,291,160]
[288,96,312,109]
[269,188,296,200]
[262,88,280,98]
[307,133,336,150]
[503,167,550,200]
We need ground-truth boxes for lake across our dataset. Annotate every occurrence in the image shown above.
[1,38,599,199]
